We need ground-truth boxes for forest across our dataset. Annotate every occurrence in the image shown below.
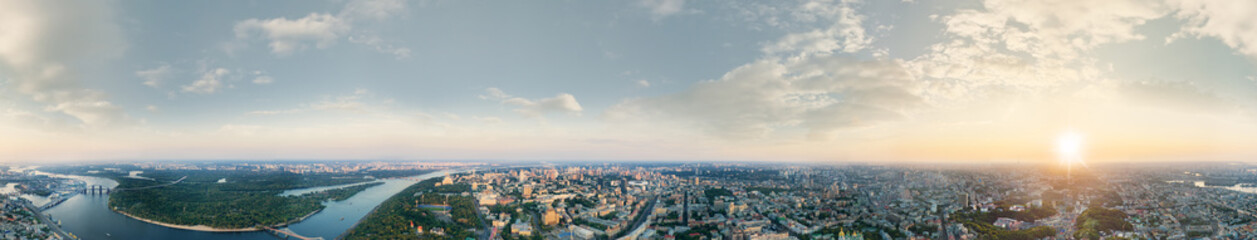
[1073,207,1133,240]
[344,178,482,240]
[103,169,399,229]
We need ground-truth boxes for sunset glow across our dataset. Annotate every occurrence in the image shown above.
[1057,131,1085,171]
[1,0,1256,164]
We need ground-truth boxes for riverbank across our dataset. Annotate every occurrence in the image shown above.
[113,206,325,232]
[113,209,262,232]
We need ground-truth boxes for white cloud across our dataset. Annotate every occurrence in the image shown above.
[639,0,686,20]
[903,0,1169,104]
[1169,0,1257,59]
[349,35,412,59]
[42,94,130,127]
[0,0,133,127]
[146,105,159,112]
[252,75,274,85]
[608,56,920,140]
[482,88,584,118]
[341,0,409,22]
[234,13,350,56]
[479,87,511,100]
[312,94,369,112]
[232,0,410,57]
[136,64,173,88]
[636,80,651,87]
[182,68,229,94]
[762,0,872,56]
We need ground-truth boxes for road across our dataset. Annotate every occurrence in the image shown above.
[478,202,492,240]
[22,201,75,239]
[613,196,658,240]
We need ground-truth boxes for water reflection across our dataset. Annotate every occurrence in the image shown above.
[33,169,451,240]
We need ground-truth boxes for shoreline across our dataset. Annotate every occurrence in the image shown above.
[112,208,321,233]
[112,209,261,232]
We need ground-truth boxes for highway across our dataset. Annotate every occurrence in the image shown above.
[22,201,75,239]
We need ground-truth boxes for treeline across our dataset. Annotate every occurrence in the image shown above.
[704,187,733,200]
[1073,207,1133,240]
[955,211,1056,240]
[970,205,1058,223]
[961,221,1055,240]
[343,178,481,240]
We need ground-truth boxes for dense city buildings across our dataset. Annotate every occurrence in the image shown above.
[338,162,1257,240]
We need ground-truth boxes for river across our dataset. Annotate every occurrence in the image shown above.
[34,170,452,240]
[1167,180,1257,194]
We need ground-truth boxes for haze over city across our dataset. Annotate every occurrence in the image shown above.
[3,0,1257,164]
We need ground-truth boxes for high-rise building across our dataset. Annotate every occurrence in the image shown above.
[543,208,561,225]
[523,185,534,199]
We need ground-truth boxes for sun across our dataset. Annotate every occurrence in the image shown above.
[1055,130,1085,168]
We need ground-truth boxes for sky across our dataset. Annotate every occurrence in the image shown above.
[2,0,1257,163]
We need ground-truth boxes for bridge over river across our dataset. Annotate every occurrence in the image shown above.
[82,176,187,194]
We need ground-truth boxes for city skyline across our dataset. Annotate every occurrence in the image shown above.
[3,0,1257,163]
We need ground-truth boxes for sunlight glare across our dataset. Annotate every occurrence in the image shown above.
[1056,131,1084,168]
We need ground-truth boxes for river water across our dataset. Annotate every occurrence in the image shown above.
[35,170,451,240]
[1166,180,1257,194]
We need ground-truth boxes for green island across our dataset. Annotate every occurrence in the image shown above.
[40,165,431,230]
[343,177,482,240]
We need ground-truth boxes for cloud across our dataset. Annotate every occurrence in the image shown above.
[252,76,274,85]
[946,0,1167,59]
[42,93,130,127]
[482,88,584,118]
[1169,0,1257,60]
[341,0,409,22]
[607,56,921,140]
[639,0,686,20]
[349,35,412,59]
[902,0,1169,104]
[182,68,229,94]
[232,0,409,57]
[479,87,511,100]
[636,80,651,87]
[136,64,173,88]
[0,0,133,127]
[234,13,350,55]
[762,0,872,56]
[604,0,920,140]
